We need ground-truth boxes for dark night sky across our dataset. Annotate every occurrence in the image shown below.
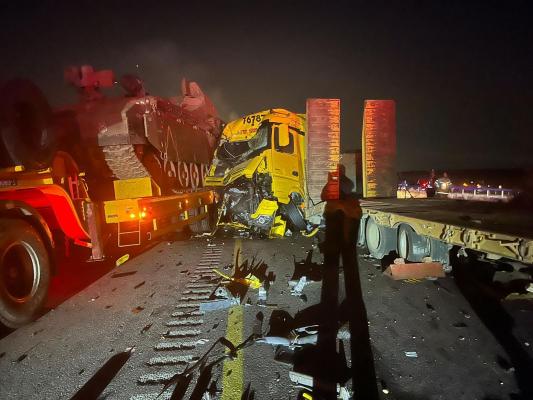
[1,0,532,171]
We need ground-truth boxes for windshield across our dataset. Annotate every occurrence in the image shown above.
[216,124,270,166]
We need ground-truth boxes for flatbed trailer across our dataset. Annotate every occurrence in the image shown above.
[0,164,215,328]
[358,198,533,269]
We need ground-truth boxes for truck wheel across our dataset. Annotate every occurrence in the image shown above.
[364,217,396,260]
[177,161,190,188]
[189,163,200,190]
[397,224,430,262]
[0,219,50,328]
[283,201,307,231]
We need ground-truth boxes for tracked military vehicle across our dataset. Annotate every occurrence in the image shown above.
[1,65,223,198]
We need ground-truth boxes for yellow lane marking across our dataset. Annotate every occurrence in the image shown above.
[221,238,244,400]
[221,305,244,400]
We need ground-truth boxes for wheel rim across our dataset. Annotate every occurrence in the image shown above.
[189,163,199,189]
[1,241,41,303]
[200,163,209,187]
[164,159,177,178]
[177,161,190,188]
[366,220,381,253]
[398,228,409,259]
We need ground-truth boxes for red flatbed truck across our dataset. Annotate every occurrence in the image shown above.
[0,159,215,328]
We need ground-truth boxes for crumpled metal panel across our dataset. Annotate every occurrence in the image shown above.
[305,98,340,217]
[362,100,396,198]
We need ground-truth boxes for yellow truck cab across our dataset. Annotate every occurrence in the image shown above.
[205,109,309,237]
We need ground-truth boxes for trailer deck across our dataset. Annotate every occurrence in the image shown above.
[360,198,533,264]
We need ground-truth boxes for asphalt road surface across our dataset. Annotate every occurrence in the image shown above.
[1,233,532,399]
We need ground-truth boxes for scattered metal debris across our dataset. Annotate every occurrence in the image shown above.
[258,286,267,304]
[214,287,231,299]
[111,271,137,278]
[290,276,308,296]
[199,298,240,312]
[213,269,261,289]
[404,351,418,358]
[134,281,146,289]
[288,371,351,400]
[257,323,351,348]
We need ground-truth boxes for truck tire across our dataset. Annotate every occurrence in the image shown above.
[397,224,430,262]
[0,218,50,328]
[0,79,55,169]
[364,217,396,260]
[283,201,307,231]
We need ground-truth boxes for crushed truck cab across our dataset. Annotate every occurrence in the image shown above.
[205,109,311,237]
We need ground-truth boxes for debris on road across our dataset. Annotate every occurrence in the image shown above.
[200,298,240,312]
[213,287,231,299]
[290,276,308,295]
[111,271,137,279]
[258,285,267,305]
[404,351,418,358]
[133,281,145,289]
[140,323,153,334]
[288,371,351,400]
[257,323,350,348]
[212,269,262,289]
[383,259,445,280]
[115,254,130,267]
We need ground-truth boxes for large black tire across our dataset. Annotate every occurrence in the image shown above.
[282,200,307,231]
[0,79,54,169]
[0,218,51,328]
[364,217,397,260]
[397,224,430,262]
